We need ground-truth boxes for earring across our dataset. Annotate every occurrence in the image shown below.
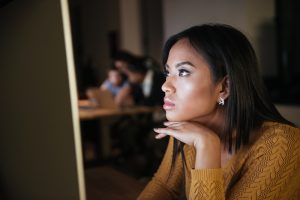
[218,97,225,106]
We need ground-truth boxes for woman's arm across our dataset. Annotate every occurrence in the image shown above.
[154,121,221,169]
[154,121,224,200]
[138,137,183,200]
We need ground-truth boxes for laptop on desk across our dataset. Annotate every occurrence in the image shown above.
[85,87,118,109]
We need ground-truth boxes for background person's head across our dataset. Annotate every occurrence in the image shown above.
[162,23,291,151]
[107,65,124,86]
[126,58,148,84]
[113,50,137,76]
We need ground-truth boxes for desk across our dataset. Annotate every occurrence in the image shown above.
[80,106,160,120]
[78,100,164,160]
[79,100,161,120]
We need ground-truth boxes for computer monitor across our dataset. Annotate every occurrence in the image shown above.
[0,1,85,199]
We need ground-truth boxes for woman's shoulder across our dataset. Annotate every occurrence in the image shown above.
[238,121,300,173]
[251,121,300,156]
[260,121,300,141]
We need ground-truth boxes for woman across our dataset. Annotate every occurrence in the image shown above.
[138,24,300,199]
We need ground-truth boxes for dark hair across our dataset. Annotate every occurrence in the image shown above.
[163,24,294,174]
[127,57,148,74]
[108,64,119,71]
[113,50,136,63]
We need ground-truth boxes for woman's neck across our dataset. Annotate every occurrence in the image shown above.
[193,107,226,137]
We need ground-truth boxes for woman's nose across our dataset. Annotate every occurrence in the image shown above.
[161,77,175,93]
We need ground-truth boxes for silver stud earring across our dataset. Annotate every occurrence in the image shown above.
[218,97,225,106]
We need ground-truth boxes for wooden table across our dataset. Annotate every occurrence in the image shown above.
[78,100,164,159]
[79,100,161,120]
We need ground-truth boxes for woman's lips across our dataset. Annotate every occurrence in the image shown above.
[163,99,175,110]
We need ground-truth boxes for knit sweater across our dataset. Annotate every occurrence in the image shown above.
[138,122,300,199]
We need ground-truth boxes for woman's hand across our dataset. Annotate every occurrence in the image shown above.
[154,121,220,149]
[154,121,221,169]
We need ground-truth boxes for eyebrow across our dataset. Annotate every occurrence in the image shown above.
[165,61,195,69]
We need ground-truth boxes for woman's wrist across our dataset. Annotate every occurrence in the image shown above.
[194,138,221,169]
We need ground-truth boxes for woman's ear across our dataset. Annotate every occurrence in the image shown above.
[219,75,230,100]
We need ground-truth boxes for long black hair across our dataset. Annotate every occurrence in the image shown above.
[162,24,294,175]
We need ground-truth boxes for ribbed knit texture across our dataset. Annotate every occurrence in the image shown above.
[137,122,300,199]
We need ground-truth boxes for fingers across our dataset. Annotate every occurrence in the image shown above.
[163,122,185,131]
[163,121,183,126]
[153,127,180,139]
[154,121,188,140]
[155,133,167,139]
[153,121,183,140]
[153,127,173,135]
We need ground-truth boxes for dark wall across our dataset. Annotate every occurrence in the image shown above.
[269,0,300,104]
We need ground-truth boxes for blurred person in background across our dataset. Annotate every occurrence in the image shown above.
[107,54,166,176]
[113,50,165,106]
[127,57,165,106]
[113,50,137,80]
[100,65,133,107]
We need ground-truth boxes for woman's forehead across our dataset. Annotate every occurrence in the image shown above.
[166,39,208,68]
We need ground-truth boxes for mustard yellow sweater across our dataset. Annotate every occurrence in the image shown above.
[138,122,300,199]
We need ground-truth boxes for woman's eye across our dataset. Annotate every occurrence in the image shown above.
[178,69,190,77]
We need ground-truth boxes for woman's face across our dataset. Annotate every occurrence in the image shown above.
[162,39,222,123]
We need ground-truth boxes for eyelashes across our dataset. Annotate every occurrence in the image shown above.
[163,69,191,77]
[178,69,190,77]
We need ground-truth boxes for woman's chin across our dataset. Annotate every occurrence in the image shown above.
[166,110,200,121]
[166,113,186,122]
